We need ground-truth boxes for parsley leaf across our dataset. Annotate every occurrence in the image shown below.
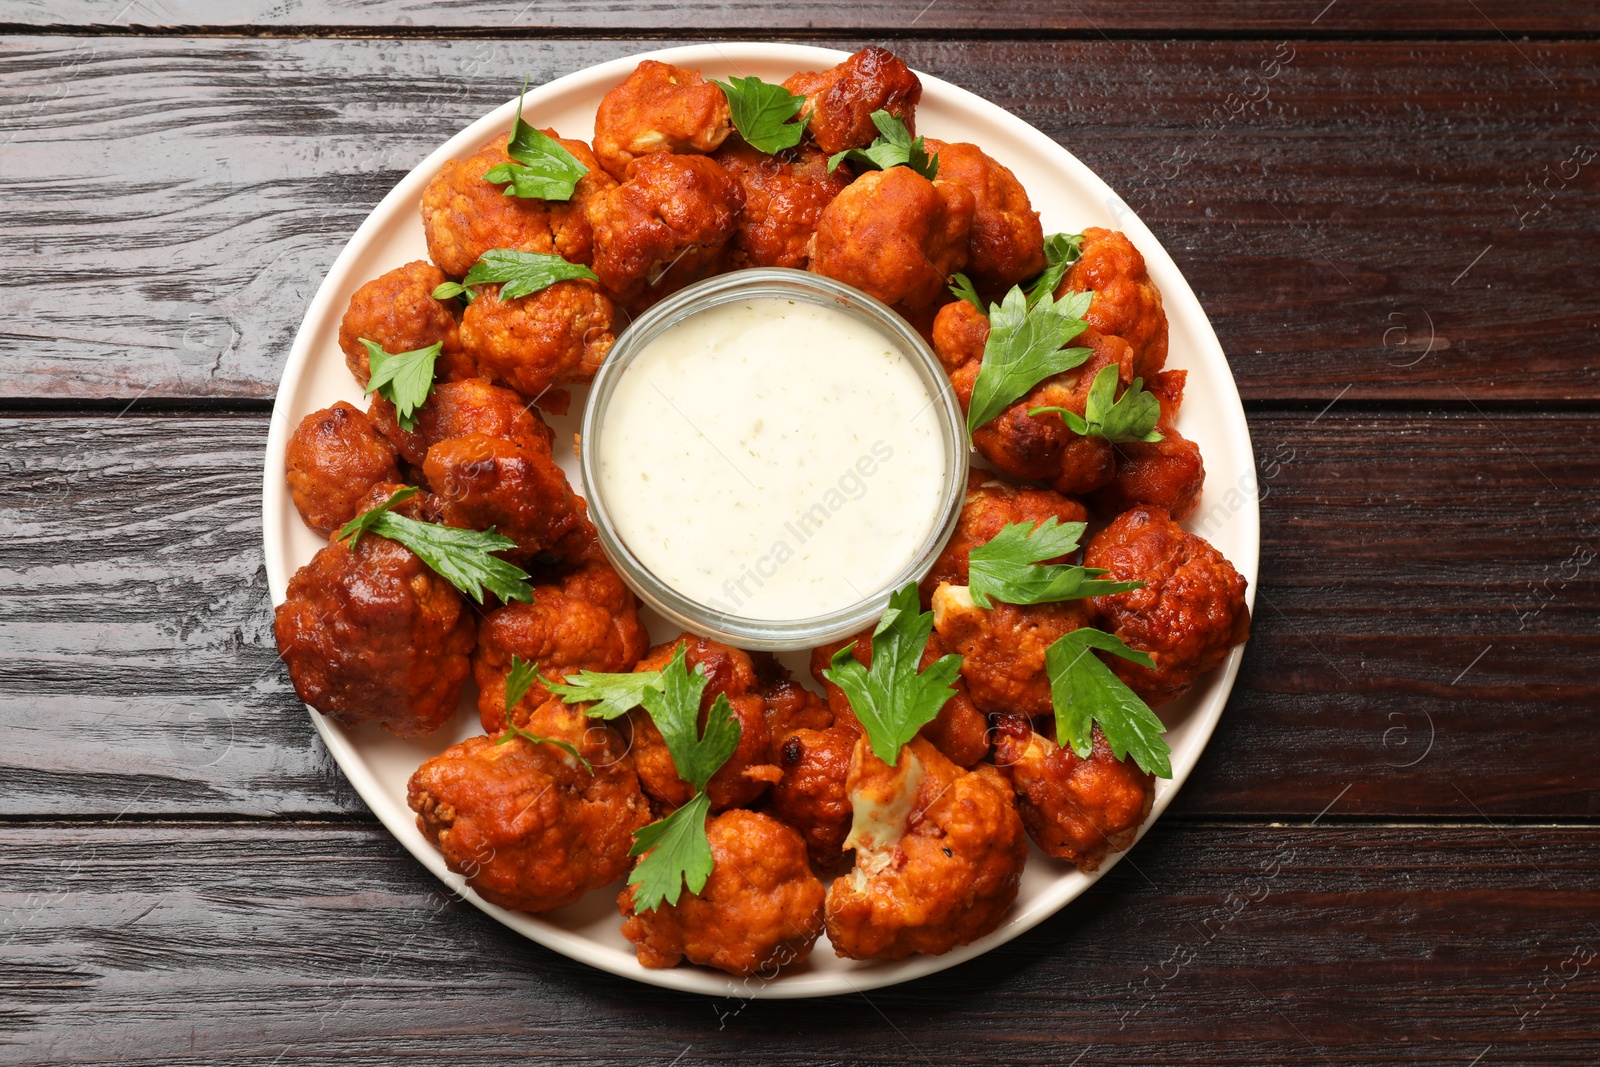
[1025,232,1084,307]
[827,110,939,180]
[628,791,713,911]
[336,487,534,605]
[949,272,984,311]
[967,518,1146,608]
[481,78,590,201]
[493,655,590,769]
[639,646,742,794]
[1045,627,1170,778]
[965,286,1094,434]
[821,582,962,767]
[1029,364,1164,443]
[622,646,743,912]
[430,249,598,303]
[714,75,807,154]
[540,666,664,721]
[360,339,440,432]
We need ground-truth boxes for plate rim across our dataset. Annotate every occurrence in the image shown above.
[261,41,1259,999]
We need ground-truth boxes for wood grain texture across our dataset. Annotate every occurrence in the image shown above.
[3,0,1597,35]
[3,411,1595,820]
[2,37,1596,402]
[1,821,1596,1065]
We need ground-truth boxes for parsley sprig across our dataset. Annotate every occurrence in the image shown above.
[494,655,590,769]
[432,249,599,302]
[827,110,938,180]
[1046,628,1170,778]
[967,518,1145,608]
[537,666,665,721]
[715,75,807,154]
[360,339,440,432]
[337,487,534,605]
[822,582,962,767]
[965,286,1094,434]
[1030,364,1165,444]
[949,232,1084,314]
[621,646,743,912]
[481,78,590,201]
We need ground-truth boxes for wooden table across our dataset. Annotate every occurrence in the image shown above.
[3,3,1597,1063]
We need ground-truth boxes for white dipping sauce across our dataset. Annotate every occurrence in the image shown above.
[596,297,947,621]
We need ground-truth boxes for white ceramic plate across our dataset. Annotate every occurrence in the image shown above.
[262,43,1259,998]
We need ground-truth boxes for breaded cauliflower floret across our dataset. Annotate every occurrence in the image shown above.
[921,139,1044,292]
[784,46,921,156]
[473,549,648,734]
[825,736,1026,959]
[627,635,781,812]
[712,139,850,270]
[991,714,1154,872]
[586,153,744,313]
[367,378,554,469]
[931,583,1091,718]
[1084,506,1251,707]
[809,166,974,310]
[273,483,475,738]
[338,260,474,386]
[421,132,614,278]
[619,809,825,976]
[770,719,859,870]
[459,280,617,403]
[424,432,587,563]
[1057,227,1168,381]
[1085,370,1205,521]
[919,470,1088,605]
[284,402,401,534]
[408,701,650,913]
[592,60,733,180]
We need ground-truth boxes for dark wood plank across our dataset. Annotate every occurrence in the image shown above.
[2,37,1596,403]
[3,410,1596,820]
[1,821,1596,1064]
[3,0,1596,34]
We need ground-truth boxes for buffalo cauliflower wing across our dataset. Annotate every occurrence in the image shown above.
[586,153,745,313]
[825,736,1026,959]
[459,279,617,403]
[713,139,850,269]
[592,60,733,180]
[1084,506,1251,707]
[809,166,974,310]
[1057,227,1168,381]
[619,809,825,976]
[420,132,614,278]
[273,483,475,738]
[991,713,1153,872]
[784,47,921,156]
[337,260,474,386]
[921,139,1044,292]
[284,402,402,534]
[408,701,650,913]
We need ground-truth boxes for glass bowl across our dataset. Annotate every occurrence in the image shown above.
[579,267,969,650]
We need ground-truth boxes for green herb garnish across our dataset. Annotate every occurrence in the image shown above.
[481,78,590,201]
[337,487,534,605]
[1046,627,1170,778]
[540,666,666,721]
[1025,232,1084,307]
[360,339,440,432]
[965,286,1094,434]
[714,75,807,154]
[1030,364,1164,443]
[431,249,598,302]
[949,272,984,311]
[826,110,938,180]
[821,582,962,767]
[967,518,1145,608]
[494,655,590,769]
[622,646,742,912]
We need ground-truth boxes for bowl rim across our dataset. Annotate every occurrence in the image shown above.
[578,267,970,650]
